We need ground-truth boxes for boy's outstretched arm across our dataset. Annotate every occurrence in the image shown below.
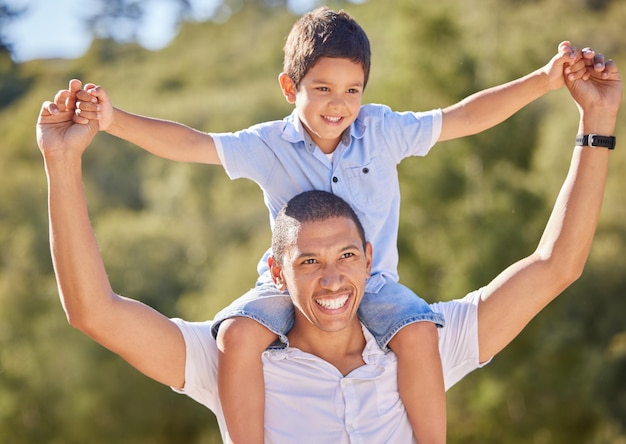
[73,79,222,165]
[38,83,187,389]
[476,53,621,363]
[439,41,603,142]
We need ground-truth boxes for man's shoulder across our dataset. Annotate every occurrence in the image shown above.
[430,289,482,321]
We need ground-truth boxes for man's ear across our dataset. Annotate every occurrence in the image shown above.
[268,256,287,290]
[365,242,373,278]
[278,72,297,104]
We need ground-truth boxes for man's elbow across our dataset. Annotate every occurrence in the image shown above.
[60,291,113,337]
[535,248,588,287]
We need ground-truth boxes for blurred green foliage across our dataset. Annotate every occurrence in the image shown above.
[1,0,626,442]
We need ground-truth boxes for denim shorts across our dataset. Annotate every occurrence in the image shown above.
[211,275,445,350]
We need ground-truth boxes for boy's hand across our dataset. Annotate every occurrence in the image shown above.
[74,81,115,131]
[37,79,99,158]
[543,41,587,90]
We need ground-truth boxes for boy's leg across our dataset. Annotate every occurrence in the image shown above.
[212,281,294,443]
[358,278,446,443]
[389,322,446,444]
[216,317,277,444]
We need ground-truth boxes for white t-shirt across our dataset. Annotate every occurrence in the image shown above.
[172,289,488,443]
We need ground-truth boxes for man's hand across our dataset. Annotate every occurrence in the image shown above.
[566,49,622,118]
[36,79,99,158]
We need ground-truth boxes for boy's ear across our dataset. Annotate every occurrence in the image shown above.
[278,72,297,104]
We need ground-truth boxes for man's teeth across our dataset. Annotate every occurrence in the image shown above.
[316,295,349,309]
[324,115,341,122]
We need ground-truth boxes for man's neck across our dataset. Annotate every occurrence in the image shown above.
[287,321,367,376]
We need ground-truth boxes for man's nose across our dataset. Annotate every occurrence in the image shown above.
[320,264,344,290]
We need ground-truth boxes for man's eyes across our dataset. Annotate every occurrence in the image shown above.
[301,253,355,264]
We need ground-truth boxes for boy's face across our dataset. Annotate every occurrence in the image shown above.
[280,57,365,154]
[269,216,372,336]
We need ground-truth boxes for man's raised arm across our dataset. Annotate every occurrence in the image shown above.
[37,81,187,388]
[477,50,622,363]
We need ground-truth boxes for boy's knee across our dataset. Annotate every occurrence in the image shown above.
[216,317,277,353]
[388,321,439,354]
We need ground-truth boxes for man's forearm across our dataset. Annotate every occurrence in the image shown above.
[535,106,616,270]
[45,152,115,330]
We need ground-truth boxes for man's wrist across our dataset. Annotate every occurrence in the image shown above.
[579,109,618,136]
[575,134,616,150]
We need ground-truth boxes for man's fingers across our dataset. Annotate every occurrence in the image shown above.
[39,100,56,117]
[68,78,83,91]
[592,53,606,71]
[66,79,83,110]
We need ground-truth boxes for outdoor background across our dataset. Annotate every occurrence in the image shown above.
[1,0,625,442]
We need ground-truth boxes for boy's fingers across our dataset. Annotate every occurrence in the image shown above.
[581,47,596,60]
[558,40,576,60]
[76,88,97,103]
[75,104,101,122]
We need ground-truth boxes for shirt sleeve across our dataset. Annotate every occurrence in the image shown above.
[211,126,279,184]
[431,289,491,391]
[169,318,220,411]
[374,106,443,163]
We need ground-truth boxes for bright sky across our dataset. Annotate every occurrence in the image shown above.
[2,0,353,63]
[3,0,219,62]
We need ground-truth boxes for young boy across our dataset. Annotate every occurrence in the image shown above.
[72,7,588,443]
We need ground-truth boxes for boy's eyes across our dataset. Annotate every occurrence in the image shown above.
[314,87,361,94]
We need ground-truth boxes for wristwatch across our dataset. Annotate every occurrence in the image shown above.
[575,134,616,150]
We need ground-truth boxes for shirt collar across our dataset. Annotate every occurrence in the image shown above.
[281,108,366,152]
[266,322,387,363]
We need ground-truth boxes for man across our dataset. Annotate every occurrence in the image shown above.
[37,48,620,443]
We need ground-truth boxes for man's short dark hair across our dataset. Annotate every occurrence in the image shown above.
[272,190,367,264]
[282,7,371,89]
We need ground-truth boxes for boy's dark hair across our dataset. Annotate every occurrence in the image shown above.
[272,190,367,265]
[282,7,371,89]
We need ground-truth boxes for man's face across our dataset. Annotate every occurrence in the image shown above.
[270,216,372,334]
[283,56,365,154]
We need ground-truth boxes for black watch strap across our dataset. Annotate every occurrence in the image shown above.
[575,134,616,150]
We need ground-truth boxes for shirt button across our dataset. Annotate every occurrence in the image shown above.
[362,168,369,174]
[332,176,338,183]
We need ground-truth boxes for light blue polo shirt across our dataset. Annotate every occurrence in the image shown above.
[213,103,442,292]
